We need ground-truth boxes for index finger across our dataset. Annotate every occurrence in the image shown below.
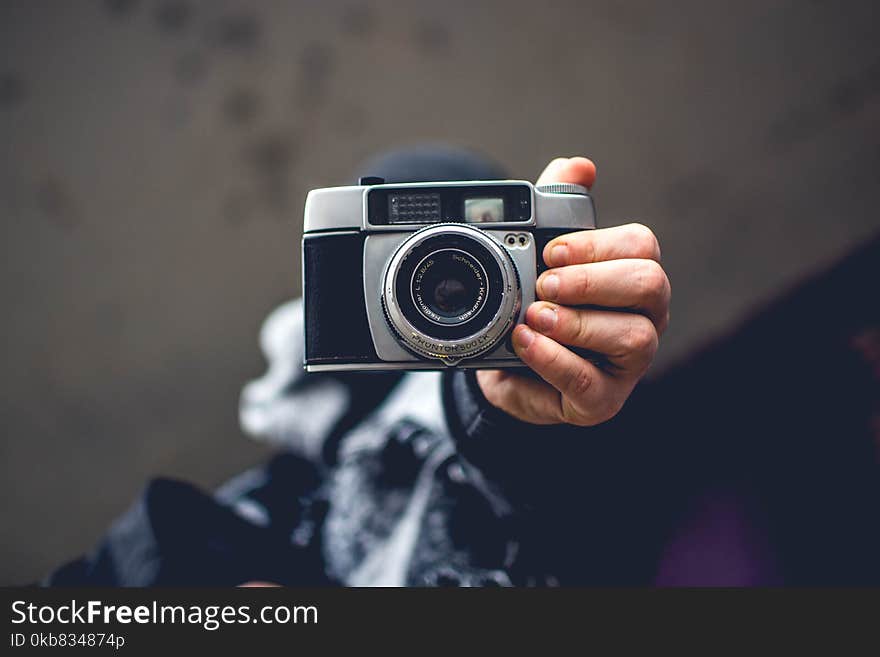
[510,325,623,426]
[542,223,661,268]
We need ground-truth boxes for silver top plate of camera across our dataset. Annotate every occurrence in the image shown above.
[303,180,595,233]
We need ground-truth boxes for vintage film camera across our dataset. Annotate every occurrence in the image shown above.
[302,178,596,371]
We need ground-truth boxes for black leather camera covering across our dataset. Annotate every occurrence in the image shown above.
[303,233,379,365]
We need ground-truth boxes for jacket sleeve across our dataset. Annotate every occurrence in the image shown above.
[442,369,665,509]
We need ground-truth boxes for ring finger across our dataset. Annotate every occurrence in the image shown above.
[525,302,658,372]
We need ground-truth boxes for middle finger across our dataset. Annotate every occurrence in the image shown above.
[536,258,670,331]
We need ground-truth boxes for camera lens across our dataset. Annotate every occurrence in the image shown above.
[411,249,487,325]
[382,224,523,365]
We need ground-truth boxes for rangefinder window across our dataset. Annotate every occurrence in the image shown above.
[369,184,530,225]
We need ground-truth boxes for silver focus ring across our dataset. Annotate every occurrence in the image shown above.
[381,224,521,365]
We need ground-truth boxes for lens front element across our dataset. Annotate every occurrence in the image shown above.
[411,249,487,326]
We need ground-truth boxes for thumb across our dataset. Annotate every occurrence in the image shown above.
[536,156,597,188]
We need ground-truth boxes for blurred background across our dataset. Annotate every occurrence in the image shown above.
[0,0,877,584]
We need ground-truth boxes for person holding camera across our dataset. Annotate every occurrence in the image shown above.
[48,148,674,587]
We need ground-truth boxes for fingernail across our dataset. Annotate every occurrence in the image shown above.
[535,307,557,333]
[539,274,559,300]
[514,325,535,350]
[548,244,568,267]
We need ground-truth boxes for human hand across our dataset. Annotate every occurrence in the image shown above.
[477,157,671,426]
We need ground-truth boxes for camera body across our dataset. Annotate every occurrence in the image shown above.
[302,179,596,372]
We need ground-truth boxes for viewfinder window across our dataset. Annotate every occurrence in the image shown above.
[464,197,504,223]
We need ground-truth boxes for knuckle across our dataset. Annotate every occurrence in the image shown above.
[572,311,593,346]
[637,259,667,300]
[626,223,661,260]
[620,317,658,354]
[568,365,594,397]
[573,265,592,296]
[570,231,597,263]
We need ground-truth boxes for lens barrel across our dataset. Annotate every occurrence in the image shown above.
[382,224,521,364]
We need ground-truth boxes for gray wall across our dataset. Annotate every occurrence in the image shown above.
[1,0,877,584]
